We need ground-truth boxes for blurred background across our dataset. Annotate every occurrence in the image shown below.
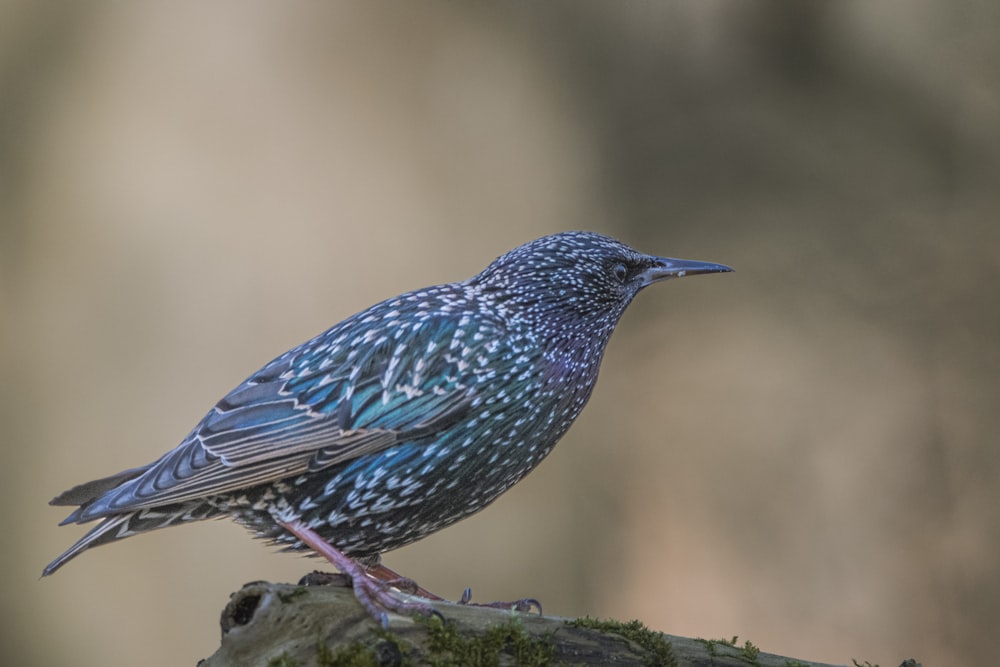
[3,2,998,665]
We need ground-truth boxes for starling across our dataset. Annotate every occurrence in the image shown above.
[44,231,731,622]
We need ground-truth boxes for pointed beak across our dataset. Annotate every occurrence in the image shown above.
[639,256,734,287]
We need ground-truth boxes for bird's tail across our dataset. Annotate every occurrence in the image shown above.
[43,501,224,577]
[43,514,133,576]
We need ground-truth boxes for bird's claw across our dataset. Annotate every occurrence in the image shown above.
[457,587,542,614]
[349,571,439,626]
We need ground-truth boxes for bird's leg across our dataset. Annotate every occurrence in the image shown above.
[457,587,543,614]
[278,518,437,627]
[365,562,444,600]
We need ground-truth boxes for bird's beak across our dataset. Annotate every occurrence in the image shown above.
[639,256,734,287]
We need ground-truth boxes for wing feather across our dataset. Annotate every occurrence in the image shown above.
[69,311,491,522]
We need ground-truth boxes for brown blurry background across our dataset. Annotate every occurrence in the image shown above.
[3,2,998,665]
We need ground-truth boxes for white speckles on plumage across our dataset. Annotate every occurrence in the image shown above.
[44,231,731,578]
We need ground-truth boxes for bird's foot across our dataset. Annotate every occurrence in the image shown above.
[373,575,421,596]
[348,567,441,627]
[365,562,444,600]
[366,565,539,614]
[279,519,440,627]
[457,587,543,614]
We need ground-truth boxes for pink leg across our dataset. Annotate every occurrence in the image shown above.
[278,518,436,626]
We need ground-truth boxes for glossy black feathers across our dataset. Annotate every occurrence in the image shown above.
[45,231,731,576]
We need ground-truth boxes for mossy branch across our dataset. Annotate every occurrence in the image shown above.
[197,579,865,667]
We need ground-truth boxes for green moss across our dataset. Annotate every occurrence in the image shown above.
[309,614,551,666]
[696,635,737,658]
[696,636,766,665]
[420,615,555,666]
[566,617,676,667]
[740,639,760,664]
[314,638,377,667]
[266,652,302,667]
[315,630,409,667]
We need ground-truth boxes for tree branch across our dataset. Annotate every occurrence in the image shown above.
[197,578,873,667]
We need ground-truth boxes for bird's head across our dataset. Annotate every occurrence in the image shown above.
[472,231,732,341]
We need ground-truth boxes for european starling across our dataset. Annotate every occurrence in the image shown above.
[44,231,731,622]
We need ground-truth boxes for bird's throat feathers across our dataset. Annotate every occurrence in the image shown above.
[539,332,606,390]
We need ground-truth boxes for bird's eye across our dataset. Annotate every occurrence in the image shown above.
[611,263,628,283]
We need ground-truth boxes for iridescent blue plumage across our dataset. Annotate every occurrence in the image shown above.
[45,232,731,588]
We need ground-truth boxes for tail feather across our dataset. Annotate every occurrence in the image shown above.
[43,515,132,576]
[43,501,223,577]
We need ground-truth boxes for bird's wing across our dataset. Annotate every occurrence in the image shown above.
[49,465,153,507]
[69,313,492,522]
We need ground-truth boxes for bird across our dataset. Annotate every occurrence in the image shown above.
[44,231,732,623]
